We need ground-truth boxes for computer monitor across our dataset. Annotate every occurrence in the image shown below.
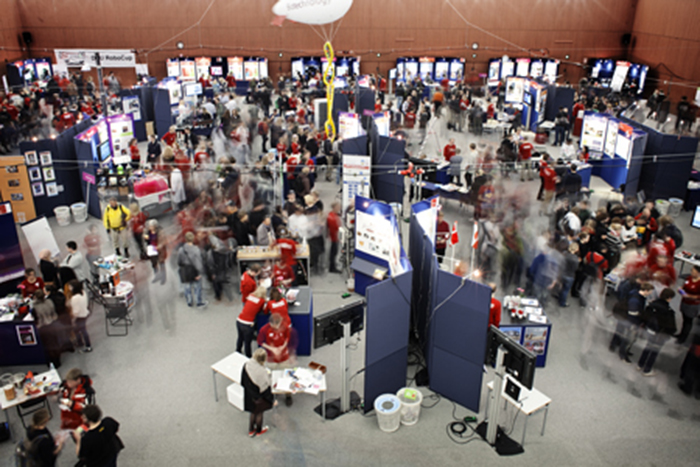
[485,326,536,389]
[313,300,365,349]
[183,82,202,97]
[99,142,111,162]
[691,205,700,230]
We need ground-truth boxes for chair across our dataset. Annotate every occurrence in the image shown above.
[16,396,51,429]
[84,280,132,337]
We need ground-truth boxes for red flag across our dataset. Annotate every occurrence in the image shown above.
[471,221,479,249]
[451,221,459,245]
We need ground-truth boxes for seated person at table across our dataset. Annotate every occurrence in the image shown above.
[20,268,45,298]
[237,287,267,357]
[265,288,290,327]
[240,263,262,303]
[272,257,295,288]
[26,408,65,467]
[39,249,59,288]
[258,313,295,406]
[59,368,95,430]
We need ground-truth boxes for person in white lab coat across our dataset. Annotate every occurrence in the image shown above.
[171,168,186,209]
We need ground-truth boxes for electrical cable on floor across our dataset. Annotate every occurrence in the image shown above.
[421,393,441,409]
[444,401,487,446]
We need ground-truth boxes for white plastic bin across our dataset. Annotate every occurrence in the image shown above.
[54,206,71,226]
[374,394,402,433]
[71,202,87,223]
[668,198,683,217]
[226,383,245,411]
[396,387,423,426]
[655,199,669,216]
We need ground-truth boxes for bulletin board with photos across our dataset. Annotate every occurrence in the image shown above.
[0,155,36,223]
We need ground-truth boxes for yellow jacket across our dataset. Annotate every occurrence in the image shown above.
[103,204,131,230]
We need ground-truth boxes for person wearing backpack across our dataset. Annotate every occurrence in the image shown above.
[74,405,123,467]
[609,280,654,363]
[18,408,63,467]
[102,197,132,258]
[177,232,208,308]
[638,287,678,376]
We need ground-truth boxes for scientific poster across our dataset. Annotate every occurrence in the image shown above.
[488,60,501,87]
[355,209,392,262]
[338,112,362,139]
[244,59,259,81]
[604,119,618,158]
[107,114,135,165]
[195,57,211,80]
[580,113,607,152]
[166,58,180,77]
[228,57,244,81]
[259,58,269,79]
[122,95,141,121]
[342,155,371,213]
[179,59,196,80]
[505,77,525,104]
[516,58,530,77]
[419,57,434,81]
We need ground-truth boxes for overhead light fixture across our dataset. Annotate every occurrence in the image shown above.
[472,53,477,58]
[176,41,184,50]
[565,54,570,60]
[471,42,479,50]
[279,53,283,57]
[377,53,381,57]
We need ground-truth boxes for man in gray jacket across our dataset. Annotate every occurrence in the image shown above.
[60,241,85,281]
[177,232,208,308]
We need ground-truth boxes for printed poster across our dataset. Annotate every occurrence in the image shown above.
[342,155,370,213]
[523,326,548,355]
[355,209,392,262]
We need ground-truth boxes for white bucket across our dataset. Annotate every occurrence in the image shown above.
[655,199,669,216]
[668,198,683,218]
[71,203,88,223]
[396,387,423,426]
[54,206,71,226]
[374,394,402,433]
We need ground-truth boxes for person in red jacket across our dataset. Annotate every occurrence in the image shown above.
[327,201,342,273]
[162,125,178,147]
[374,98,383,113]
[60,107,76,129]
[540,159,558,214]
[257,312,295,405]
[58,368,93,429]
[19,269,44,298]
[519,137,534,181]
[240,263,262,303]
[443,138,457,162]
[237,287,267,357]
[129,138,140,169]
[488,283,501,329]
[290,134,301,156]
[649,254,676,287]
[276,228,298,268]
[226,73,237,90]
[436,211,450,263]
[264,288,291,328]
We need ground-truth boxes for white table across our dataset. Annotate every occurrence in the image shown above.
[674,251,700,276]
[486,375,551,446]
[271,368,327,421]
[211,352,248,402]
[1,368,61,438]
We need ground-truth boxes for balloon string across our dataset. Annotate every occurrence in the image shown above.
[323,41,336,142]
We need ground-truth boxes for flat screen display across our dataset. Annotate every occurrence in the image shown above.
[692,206,700,229]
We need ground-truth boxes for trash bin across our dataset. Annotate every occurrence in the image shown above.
[71,203,88,223]
[54,206,71,226]
[655,199,669,216]
[396,387,423,426]
[374,394,401,433]
[668,198,683,217]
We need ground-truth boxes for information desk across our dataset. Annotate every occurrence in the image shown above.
[0,315,46,367]
[418,181,471,204]
[675,251,700,276]
[498,298,552,368]
[256,286,314,357]
[211,351,248,404]
[237,244,310,286]
[1,367,61,437]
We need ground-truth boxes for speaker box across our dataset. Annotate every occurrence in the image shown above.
[22,31,33,46]
[621,33,631,47]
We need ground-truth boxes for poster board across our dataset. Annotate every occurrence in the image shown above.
[195,57,211,80]
[107,114,135,165]
[604,119,618,158]
[580,112,607,152]
[166,59,180,77]
[355,203,393,263]
[228,57,244,80]
[122,95,141,121]
[21,215,60,263]
[610,61,630,92]
[342,155,370,213]
[488,60,500,87]
[505,77,526,104]
[179,59,196,81]
[338,112,362,139]
[0,156,36,223]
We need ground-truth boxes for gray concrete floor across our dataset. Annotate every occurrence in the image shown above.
[2,108,700,466]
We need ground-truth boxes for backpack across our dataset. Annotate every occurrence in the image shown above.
[15,434,48,467]
[664,224,683,249]
[177,248,199,283]
[582,253,606,278]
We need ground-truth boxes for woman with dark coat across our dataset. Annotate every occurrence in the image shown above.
[241,348,275,437]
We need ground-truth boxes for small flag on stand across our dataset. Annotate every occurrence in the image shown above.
[471,221,479,249]
[451,221,459,245]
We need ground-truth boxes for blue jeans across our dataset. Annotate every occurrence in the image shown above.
[638,331,668,373]
[559,276,574,306]
[183,277,203,306]
[554,126,565,145]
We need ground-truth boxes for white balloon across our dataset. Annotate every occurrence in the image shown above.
[272,0,353,25]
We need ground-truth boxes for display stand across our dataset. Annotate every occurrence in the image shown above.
[475,345,524,456]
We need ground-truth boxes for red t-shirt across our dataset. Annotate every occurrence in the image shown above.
[436,220,450,249]
[443,144,457,162]
[519,142,533,161]
[226,76,236,88]
[276,142,287,155]
[238,295,265,324]
[61,112,76,128]
[291,142,301,155]
[264,299,291,327]
[327,211,341,243]
[541,165,557,191]
[240,272,257,304]
[20,278,45,298]
[130,144,140,163]
[162,131,177,146]
[273,263,295,287]
[489,298,502,328]
[682,276,700,306]
[649,263,677,286]
[584,252,608,280]
[257,322,291,363]
[374,103,382,113]
[277,238,297,267]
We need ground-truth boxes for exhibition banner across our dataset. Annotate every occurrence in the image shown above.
[580,112,607,153]
[54,49,136,68]
[338,112,362,139]
[107,114,135,165]
[342,155,370,213]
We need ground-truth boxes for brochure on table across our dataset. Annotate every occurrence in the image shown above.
[354,196,409,277]
[342,155,371,213]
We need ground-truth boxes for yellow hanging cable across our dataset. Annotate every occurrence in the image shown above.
[323,41,336,142]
